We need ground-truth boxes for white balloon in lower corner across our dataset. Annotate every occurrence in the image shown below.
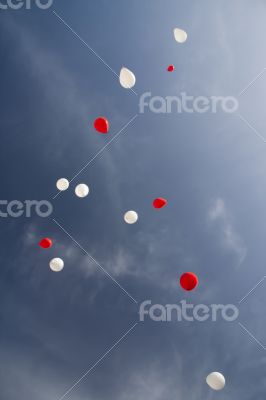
[124,210,138,224]
[75,183,89,198]
[49,257,64,272]
[56,178,69,191]
[119,67,136,89]
[173,28,188,43]
[206,372,225,391]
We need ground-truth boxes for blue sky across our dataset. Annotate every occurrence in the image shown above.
[1,1,266,399]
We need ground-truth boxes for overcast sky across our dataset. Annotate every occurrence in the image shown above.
[1,1,266,399]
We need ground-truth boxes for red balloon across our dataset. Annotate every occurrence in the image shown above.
[167,65,175,72]
[94,117,109,133]
[153,198,168,209]
[39,238,53,249]
[180,272,198,291]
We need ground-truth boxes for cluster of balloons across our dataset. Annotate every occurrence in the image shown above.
[49,26,226,391]
[56,179,90,198]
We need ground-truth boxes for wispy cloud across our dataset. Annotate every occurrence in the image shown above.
[208,198,247,265]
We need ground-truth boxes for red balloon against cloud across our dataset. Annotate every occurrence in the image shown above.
[180,272,198,291]
[167,65,175,72]
[39,238,53,249]
[153,198,168,209]
[94,117,109,133]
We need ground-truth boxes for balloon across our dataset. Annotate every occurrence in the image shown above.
[174,28,187,43]
[94,117,109,133]
[39,238,53,249]
[124,210,138,224]
[206,372,225,391]
[56,178,69,191]
[119,67,136,89]
[75,183,89,198]
[167,65,174,72]
[180,272,198,291]
[153,198,168,209]
[49,257,64,272]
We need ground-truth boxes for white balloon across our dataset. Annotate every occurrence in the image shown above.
[206,372,225,391]
[119,67,136,89]
[75,184,89,198]
[49,257,64,272]
[124,210,138,224]
[56,178,69,191]
[173,28,188,43]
